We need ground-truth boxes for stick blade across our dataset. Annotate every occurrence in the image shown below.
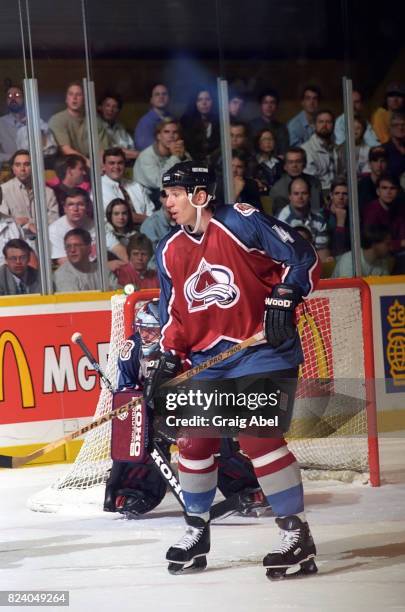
[0,454,13,468]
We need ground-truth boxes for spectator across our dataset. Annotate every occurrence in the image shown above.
[253,128,282,193]
[0,208,24,266]
[332,225,391,278]
[133,119,190,203]
[228,90,245,120]
[288,85,321,147]
[105,198,138,261]
[230,150,262,209]
[54,228,101,292]
[301,109,338,196]
[211,120,254,178]
[98,92,138,161]
[102,147,154,225]
[334,89,379,146]
[249,89,289,156]
[0,85,58,169]
[372,83,405,144]
[134,84,171,152]
[0,150,59,243]
[336,115,371,178]
[358,146,388,212]
[48,154,88,215]
[269,147,323,216]
[140,190,175,251]
[49,81,109,164]
[0,238,40,295]
[115,233,159,289]
[362,175,405,256]
[49,188,94,265]
[180,88,220,163]
[277,176,330,261]
[381,112,405,180]
[325,178,350,256]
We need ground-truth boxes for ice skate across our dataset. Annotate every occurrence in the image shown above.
[166,514,210,574]
[263,515,317,580]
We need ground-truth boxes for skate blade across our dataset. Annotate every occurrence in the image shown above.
[168,555,207,575]
[266,558,318,580]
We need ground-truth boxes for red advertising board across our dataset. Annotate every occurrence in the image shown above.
[0,304,111,426]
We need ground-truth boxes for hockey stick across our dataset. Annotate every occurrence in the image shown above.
[163,331,265,387]
[0,402,136,469]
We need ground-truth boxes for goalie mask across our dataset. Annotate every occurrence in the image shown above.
[135,299,160,356]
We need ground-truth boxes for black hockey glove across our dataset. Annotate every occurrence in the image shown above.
[144,353,181,407]
[263,284,302,348]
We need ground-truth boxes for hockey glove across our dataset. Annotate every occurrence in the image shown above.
[264,284,302,348]
[144,353,181,407]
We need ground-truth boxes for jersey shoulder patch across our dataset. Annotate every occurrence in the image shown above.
[119,339,135,361]
[233,202,257,217]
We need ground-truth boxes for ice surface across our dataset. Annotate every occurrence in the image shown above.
[1,437,405,612]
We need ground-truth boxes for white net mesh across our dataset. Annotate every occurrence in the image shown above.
[28,284,374,512]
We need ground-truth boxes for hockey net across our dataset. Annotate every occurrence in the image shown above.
[27,280,379,513]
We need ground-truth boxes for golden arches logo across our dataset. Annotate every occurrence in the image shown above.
[297,312,330,379]
[0,331,35,408]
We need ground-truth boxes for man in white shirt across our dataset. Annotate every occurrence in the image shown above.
[101,147,154,226]
[49,188,94,265]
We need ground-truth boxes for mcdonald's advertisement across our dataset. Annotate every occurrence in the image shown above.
[0,298,112,429]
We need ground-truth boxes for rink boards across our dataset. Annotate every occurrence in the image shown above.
[0,278,405,465]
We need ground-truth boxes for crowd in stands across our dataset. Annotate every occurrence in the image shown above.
[0,78,404,295]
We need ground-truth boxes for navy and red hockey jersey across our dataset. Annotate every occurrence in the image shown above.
[156,203,321,379]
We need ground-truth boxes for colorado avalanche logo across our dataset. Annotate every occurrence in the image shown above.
[184,258,240,312]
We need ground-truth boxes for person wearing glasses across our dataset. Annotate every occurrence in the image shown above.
[53,228,103,292]
[48,188,95,266]
[0,238,40,295]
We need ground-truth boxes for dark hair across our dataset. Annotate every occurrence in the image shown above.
[54,154,85,181]
[285,147,307,165]
[64,228,92,245]
[10,149,30,167]
[315,108,335,122]
[63,187,91,208]
[126,233,154,259]
[288,175,312,194]
[361,225,391,249]
[150,83,169,96]
[330,177,348,193]
[3,238,31,258]
[102,147,125,163]
[182,87,217,121]
[390,111,405,124]
[301,84,322,100]
[258,89,280,105]
[98,91,123,110]
[368,146,388,163]
[376,174,400,189]
[254,127,277,153]
[106,198,136,233]
[229,88,245,102]
[231,149,249,164]
[353,113,367,135]
[230,119,248,132]
[66,80,83,92]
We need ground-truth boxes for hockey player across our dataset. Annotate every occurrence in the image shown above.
[103,299,169,516]
[104,298,266,518]
[147,161,321,579]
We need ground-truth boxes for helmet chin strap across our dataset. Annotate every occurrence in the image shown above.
[186,187,213,234]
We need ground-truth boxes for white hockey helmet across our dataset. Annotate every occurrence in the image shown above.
[135,299,160,355]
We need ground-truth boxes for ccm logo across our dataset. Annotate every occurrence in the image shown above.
[268,298,292,308]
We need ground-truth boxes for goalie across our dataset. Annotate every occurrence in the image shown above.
[103,298,267,518]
